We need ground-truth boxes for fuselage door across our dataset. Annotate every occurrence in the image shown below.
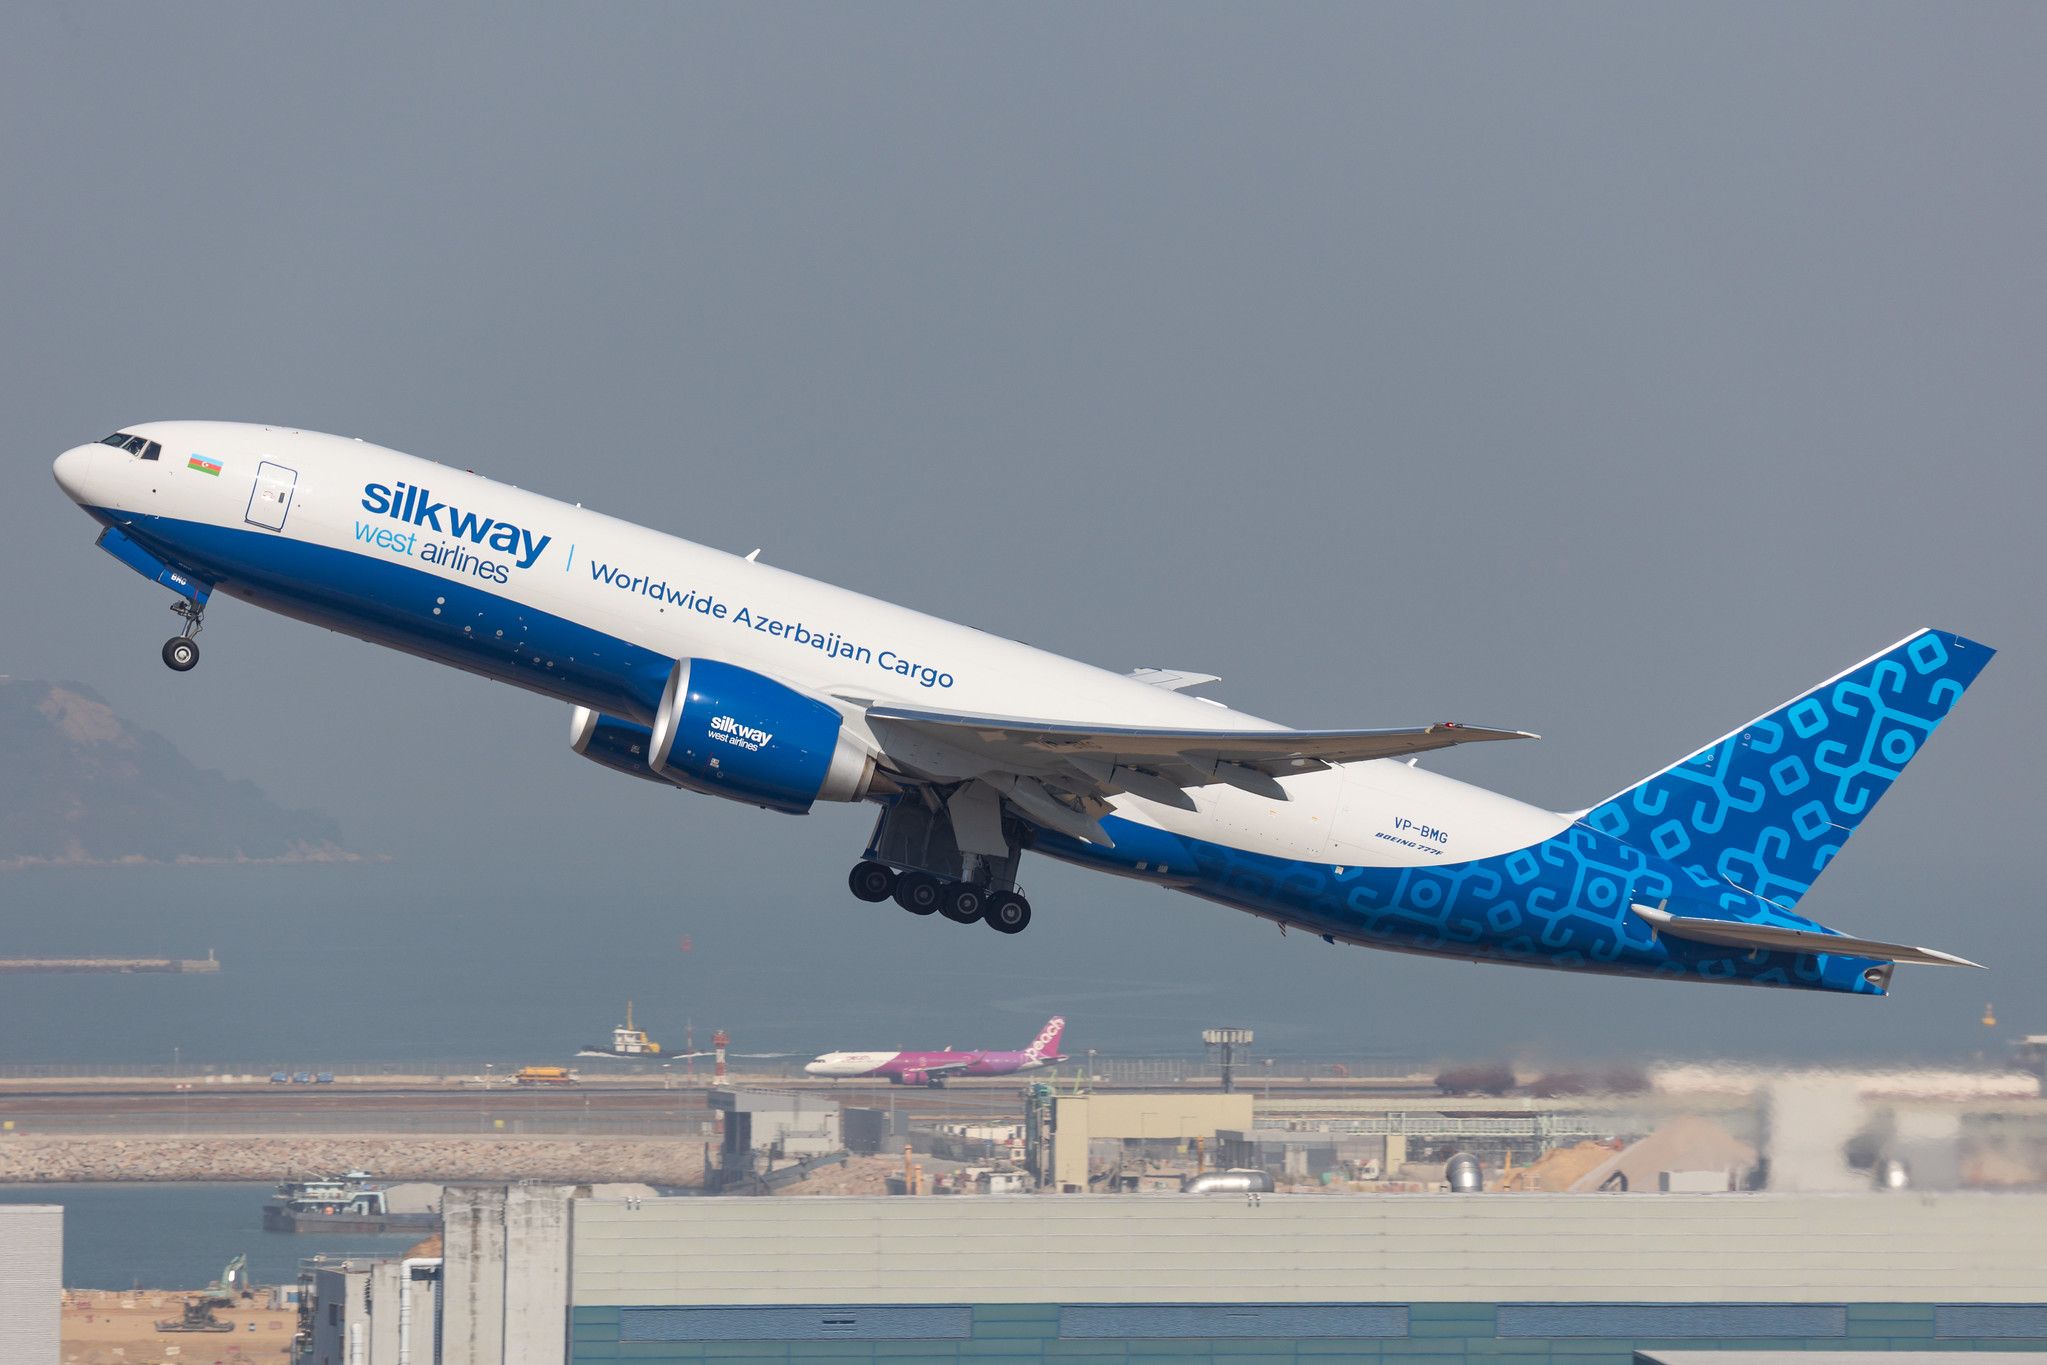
[245,460,298,531]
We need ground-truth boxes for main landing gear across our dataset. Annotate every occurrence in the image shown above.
[161,600,204,672]
[851,789,1034,934]
[846,860,1033,934]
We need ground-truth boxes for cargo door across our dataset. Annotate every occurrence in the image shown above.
[245,460,297,531]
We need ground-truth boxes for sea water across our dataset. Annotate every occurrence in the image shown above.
[0,1182,425,1290]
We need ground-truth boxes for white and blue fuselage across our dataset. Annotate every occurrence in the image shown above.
[53,422,1993,995]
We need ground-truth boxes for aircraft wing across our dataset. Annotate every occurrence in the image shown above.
[915,1059,977,1076]
[865,704,1534,845]
[1124,668,1223,692]
[1630,903,1981,969]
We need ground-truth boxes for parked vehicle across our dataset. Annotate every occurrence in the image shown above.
[514,1066,577,1086]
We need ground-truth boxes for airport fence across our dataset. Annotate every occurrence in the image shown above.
[1283,1114,1625,1139]
[1082,1057,1432,1086]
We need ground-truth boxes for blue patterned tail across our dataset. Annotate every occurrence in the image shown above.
[1582,629,1994,910]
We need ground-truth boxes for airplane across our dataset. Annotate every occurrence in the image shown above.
[53,423,1995,995]
[806,1016,1066,1086]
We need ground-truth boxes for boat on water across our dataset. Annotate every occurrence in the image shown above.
[577,1001,667,1060]
[261,1172,439,1234]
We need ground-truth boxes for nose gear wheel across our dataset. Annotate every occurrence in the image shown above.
[161,599,205,671]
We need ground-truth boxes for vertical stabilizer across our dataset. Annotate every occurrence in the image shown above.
[1025,1016,1065,1061]
[1583,628,1993,909]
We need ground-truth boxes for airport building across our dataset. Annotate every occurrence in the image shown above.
[304,1186,2047,1365]
[0,1205,60,1364]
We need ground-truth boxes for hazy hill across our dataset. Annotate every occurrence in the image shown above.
[0,677,362,867]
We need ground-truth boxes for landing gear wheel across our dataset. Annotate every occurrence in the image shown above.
[848,861,896,903]
[939,884,985,924]
[162,637,200,672]
[893,872,943,916]
[984,893,1031,935]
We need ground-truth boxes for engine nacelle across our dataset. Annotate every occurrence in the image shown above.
[568,708,667,784]
[648,658,875,813]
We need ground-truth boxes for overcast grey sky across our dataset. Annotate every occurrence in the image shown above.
[2,5,2039,1062]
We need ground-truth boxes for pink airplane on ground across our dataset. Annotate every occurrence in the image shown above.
[803,1017,1065,1087]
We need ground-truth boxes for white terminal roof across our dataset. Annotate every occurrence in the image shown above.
[569,1192,2047,1308]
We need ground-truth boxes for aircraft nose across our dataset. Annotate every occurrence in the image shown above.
[52,444,98,503]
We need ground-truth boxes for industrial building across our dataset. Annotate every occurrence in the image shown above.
[0,1204,60,1364]
[706,1088,844,1191]
[297,1186,2047,1364]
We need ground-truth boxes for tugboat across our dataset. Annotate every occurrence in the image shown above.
[577,1000,666,1060]
[261,1172,439,1234]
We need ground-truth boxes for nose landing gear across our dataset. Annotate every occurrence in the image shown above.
[161,600,204,672]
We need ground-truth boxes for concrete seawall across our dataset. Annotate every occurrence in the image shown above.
[0,955,220,973]
[0,1135,707,1184]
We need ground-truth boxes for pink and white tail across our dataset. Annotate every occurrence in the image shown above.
[1025,1016,1065,1061]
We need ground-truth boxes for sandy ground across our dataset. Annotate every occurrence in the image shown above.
[772,1153,979,1195]
[0,1135,707,1183]
[61,1289,294,1365]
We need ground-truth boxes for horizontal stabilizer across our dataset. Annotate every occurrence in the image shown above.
[1631,902,1980,969]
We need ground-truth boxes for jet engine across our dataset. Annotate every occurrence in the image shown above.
[647,658,875,813]
[568,708,667,784]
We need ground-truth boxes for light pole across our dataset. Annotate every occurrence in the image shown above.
[1202,1028,1254,1093]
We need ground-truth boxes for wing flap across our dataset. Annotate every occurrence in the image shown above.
[1630,903,1980,969]
[867,705,1535,774]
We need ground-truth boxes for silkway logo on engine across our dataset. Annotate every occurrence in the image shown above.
[709,715,771,751]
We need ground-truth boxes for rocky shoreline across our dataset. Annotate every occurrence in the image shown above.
[0,1135,708,1184]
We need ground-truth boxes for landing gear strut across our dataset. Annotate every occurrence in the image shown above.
[161,600,204,672]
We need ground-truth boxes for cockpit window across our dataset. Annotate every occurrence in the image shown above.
[99,432,159,459]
